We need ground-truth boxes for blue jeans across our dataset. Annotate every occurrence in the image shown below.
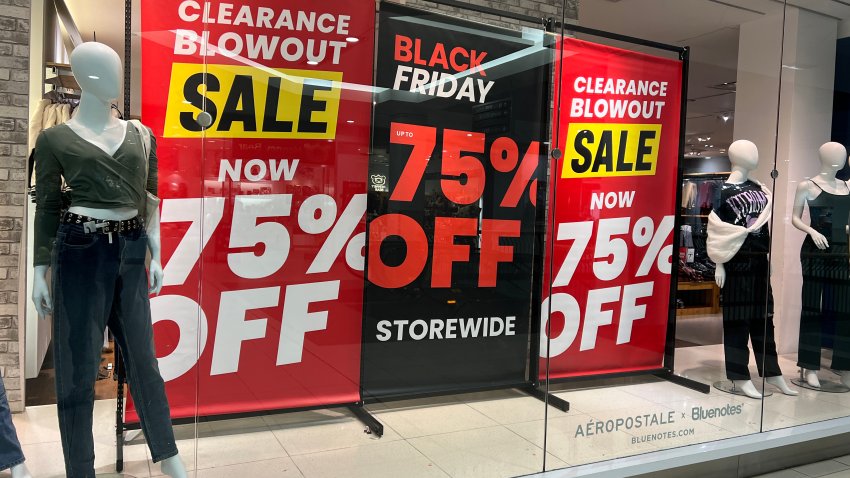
[0,377,25,471]
[52,222,178,477]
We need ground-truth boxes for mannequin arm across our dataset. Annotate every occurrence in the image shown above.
[146,212,164,295]
[714,262,725,288]
[32,264,51,318]
[792,181,828,249]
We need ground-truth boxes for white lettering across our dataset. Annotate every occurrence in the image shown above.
[277,280,339,365]
[211,287,277,375]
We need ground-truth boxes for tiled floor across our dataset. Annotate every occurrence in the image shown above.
[5,344,850,477]
[754,455,850,477]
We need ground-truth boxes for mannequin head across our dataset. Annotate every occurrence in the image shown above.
[70,42,121,101]
[818,142,848,173]
[728,140,759,172]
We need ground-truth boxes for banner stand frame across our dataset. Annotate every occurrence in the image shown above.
[543,19,710,395]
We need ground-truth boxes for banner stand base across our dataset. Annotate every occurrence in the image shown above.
[655,371,711,394]
[349,403,385,437]
[524,386,570,412]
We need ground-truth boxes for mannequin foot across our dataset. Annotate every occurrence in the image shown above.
[804,369,821,388]
[840,371,850,388]
[766,376,798,396]
[733,379,763,399]
[161,454,188,478]
[10,463,33,478]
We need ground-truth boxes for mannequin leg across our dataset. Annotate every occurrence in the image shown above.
[51,228,116,477]
[722,261,754,382]
[732,380,763,399]
[109,230,183,473]
[797,256,824,371]
[803,369,822,388]
[830,275,850,375]
[161,455,189,478]
[765,376,798,396]
[723,263,762,400]
[0,377,27,476]
[753,289,797,394]
[10,463,33,478]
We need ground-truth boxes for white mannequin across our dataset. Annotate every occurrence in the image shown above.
[29,42,183,478]
[713,140,798,398]
[791,142,850,388]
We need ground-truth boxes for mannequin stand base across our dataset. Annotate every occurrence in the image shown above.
[791,378,850,393]
[713,380,773,398]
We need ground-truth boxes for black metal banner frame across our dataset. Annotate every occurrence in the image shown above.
[544,18,709,394]
[115,0,704,471]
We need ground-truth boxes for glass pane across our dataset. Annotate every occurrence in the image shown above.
[541,0,787,471]
[138,0,205,474]
[763,0,850,433]
[362,3,555,477]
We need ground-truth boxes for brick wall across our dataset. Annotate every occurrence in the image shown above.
[400,0,578,30]
[0,0,30,413]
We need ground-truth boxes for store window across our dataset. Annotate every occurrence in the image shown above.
[7,0,850,477]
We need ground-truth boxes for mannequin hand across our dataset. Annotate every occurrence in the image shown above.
[149,259,164,295]
[715,263,726,288]
[810,230,829,249]
[32,267,52,318]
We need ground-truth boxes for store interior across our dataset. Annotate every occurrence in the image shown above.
[11,0,850,477]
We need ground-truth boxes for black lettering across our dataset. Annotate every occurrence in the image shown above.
[592,130,614,172]
[615,130,632,172]
[636,130,656,171]
[298,82,332,133]
[571,130,594,173]
[263,77,294,133]
[181,73,219,132]
[219,75,257,132]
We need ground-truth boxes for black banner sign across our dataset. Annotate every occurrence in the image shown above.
[361,2,551,399]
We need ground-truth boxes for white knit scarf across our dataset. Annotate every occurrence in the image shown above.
[706,180,772,264]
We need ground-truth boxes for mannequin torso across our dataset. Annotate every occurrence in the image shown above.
[792,142,850,251]
[63,119,137,221]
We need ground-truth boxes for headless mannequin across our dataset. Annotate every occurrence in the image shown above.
[29,42,184,478]
[713,140,797,398]
[791,142,850,388]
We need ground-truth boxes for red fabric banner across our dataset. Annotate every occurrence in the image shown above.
[133,0,375,420]
[541,38,683,379]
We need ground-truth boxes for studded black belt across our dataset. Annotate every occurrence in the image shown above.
[63,212,143,235]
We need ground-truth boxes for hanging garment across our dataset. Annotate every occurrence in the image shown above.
[28,99,51,148]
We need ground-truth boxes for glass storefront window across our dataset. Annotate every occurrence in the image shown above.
[8,0,850,477]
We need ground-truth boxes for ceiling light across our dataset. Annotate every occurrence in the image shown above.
[346,37,359,43]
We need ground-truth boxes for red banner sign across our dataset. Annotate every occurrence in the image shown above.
[541,38,683,379]
[136,0,375,420]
